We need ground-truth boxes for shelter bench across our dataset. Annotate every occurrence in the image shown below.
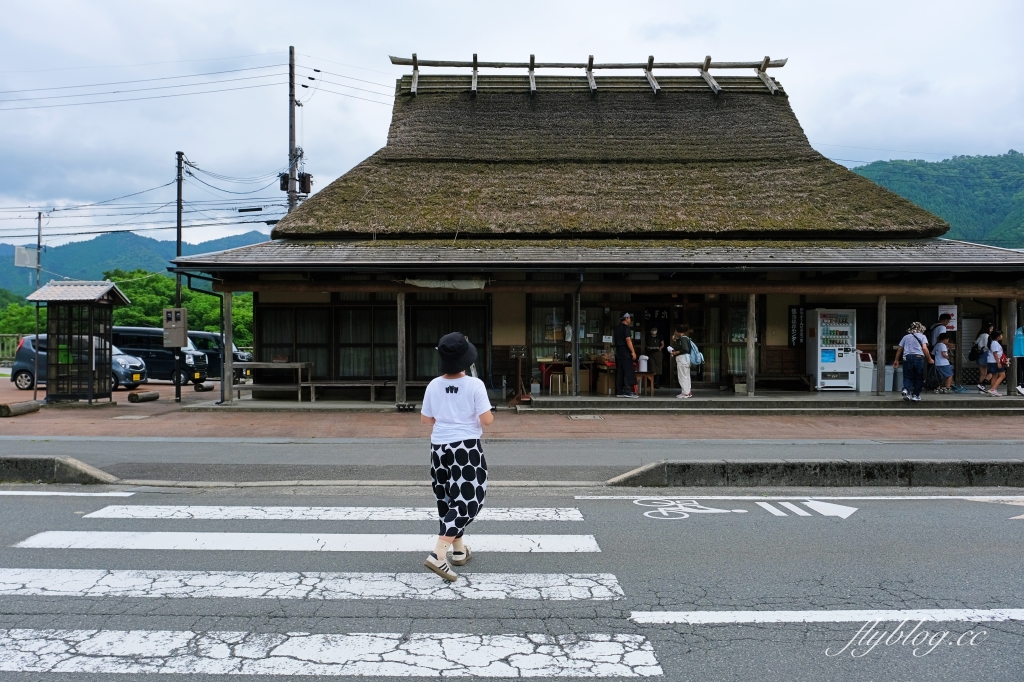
[301,379,429,402]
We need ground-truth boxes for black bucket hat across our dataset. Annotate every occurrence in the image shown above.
[437,332,478,375]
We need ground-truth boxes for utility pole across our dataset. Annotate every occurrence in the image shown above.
[35,212,41,290]
[288,46,298,213]
[175,150,184,403]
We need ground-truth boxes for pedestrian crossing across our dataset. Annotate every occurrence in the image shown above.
[0,501,662,677]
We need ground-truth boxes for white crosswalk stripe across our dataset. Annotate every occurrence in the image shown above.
[16,531,602,553]
[0,629,663,676]
[0,568,624,601]
[84,505,584,521]
[1,503,661,676]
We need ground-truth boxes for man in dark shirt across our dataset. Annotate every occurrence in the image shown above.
[613,312,639,398]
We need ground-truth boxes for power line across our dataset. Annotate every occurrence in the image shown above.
[0,72,287,104]
[0,81,285,111]
[314,87,393,106]
[296,64,391,88]
[813,142,957,157]
[296,53,393,76]
[313,78,394,97]
[0,64,286,95]
[1,219,278,241]
[0,51,288,74]
[184,174,280,195]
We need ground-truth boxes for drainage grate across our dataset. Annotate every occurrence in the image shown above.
[567,414,604,420]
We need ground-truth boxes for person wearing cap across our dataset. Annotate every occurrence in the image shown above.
[420,332,494,582]
[892,321,934,402]
[613,312,639,398]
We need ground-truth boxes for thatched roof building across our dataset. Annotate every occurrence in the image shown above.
[272,74,947,240]
[175,57,1024,403]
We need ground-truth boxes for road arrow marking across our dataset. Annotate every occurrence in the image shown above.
[801,500,858,519]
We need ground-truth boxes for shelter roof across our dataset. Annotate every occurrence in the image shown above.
[174,238,1024,272]
[26,280,130,305]
[271,66,948,241]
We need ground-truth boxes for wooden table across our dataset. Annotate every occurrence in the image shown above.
[233,362,313,401]
[537,359,594,391]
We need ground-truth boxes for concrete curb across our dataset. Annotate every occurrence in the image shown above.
[119,479,605,488]
[608,459,1024,487]
[0,457,120,485]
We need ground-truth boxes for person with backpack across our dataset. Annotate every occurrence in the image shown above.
[929,313,952,347]
[892,322,933,402]
[972,321,993,391]
[670,324,693,399]
[984,329,1008,396]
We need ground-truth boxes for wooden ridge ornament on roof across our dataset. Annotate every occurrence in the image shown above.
[271,54,949,241]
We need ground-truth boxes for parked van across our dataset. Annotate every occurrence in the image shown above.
[188,331,253,381]
[10,334,147,391]
[111,326,208,385]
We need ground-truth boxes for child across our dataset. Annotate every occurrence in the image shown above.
[985,330,1007,396]
[420,332,495,581]
[932,332,953,394]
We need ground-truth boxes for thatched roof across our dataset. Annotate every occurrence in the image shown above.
[273,75,948,240]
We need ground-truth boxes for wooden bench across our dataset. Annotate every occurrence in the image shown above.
[301,379,429,402]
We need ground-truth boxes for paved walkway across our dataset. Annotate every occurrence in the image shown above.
[1,378,1022,440]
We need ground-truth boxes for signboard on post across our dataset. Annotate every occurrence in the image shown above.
[938,305,958,331]
[14,246,38,268]
[163,307,188,347]
[788,306,806,348]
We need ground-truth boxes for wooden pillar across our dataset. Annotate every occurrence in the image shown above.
[875,295,887,395]
[572,291,580,397]
[1005,298,1018,395]
[223,291,233,403]
[396,292,407,404]
[746,293,756,396]
[954,297,963,388]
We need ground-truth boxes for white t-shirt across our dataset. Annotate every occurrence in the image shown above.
[975,333,989,352]
[987,340,1003,365]
[899,332,928,356]
[421,375,491,444]
[933,342,950,366]
[930,324,947,346]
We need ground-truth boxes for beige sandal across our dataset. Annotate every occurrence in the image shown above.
[424,553,458,581]
[451,546,472,566]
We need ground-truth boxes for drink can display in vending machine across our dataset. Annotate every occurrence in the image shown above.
[806,308,858,390]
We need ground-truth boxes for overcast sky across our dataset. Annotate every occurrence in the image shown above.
[1,0,1021,247]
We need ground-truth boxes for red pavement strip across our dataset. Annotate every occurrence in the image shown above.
[2,380,1023,441]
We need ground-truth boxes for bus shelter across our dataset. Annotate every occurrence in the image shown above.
[26,280,130,403]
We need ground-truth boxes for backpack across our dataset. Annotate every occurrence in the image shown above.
[924,365,942,391]
[689,339,705,366]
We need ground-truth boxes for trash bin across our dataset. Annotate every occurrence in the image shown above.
[893,367,903,392]
[856,353,875,392]
[638,355,649,372]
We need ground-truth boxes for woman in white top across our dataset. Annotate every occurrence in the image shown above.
[985,329,1007,396]
[420,332,494,581]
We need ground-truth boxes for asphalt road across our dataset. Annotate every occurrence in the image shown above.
[1,436,1022,482]
[0,482,1021,680]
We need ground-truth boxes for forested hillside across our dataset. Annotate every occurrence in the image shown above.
[854,150,1024,248]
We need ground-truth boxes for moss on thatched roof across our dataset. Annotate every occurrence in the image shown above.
[273,76,947,240]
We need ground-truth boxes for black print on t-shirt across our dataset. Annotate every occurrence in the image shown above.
[445,385,459,394]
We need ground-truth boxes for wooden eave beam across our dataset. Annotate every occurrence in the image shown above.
[586,55,597,93]
[756,55,779,94]
[700,55,721,95]
[389,55,789,70]
[411,53,419,96]
[471,53,478,94]
[529,54,536,96]
[214,279,1024,298]
[644,55,660,94]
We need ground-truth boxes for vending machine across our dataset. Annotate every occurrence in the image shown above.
[806,309,858,390]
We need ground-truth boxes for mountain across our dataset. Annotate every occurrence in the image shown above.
[0,231,269,295]
[0,287,22,306]
[853,150,1024,248]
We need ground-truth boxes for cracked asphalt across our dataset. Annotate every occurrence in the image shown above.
[0,483,1021,680]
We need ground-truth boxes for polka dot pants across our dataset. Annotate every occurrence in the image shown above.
[430,439,488,538]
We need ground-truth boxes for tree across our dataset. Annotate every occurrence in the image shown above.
[103,270,253,346]
[0,303,45,335]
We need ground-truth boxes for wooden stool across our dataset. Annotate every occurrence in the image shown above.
[550,373,567,395]
[636,372,655,396]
